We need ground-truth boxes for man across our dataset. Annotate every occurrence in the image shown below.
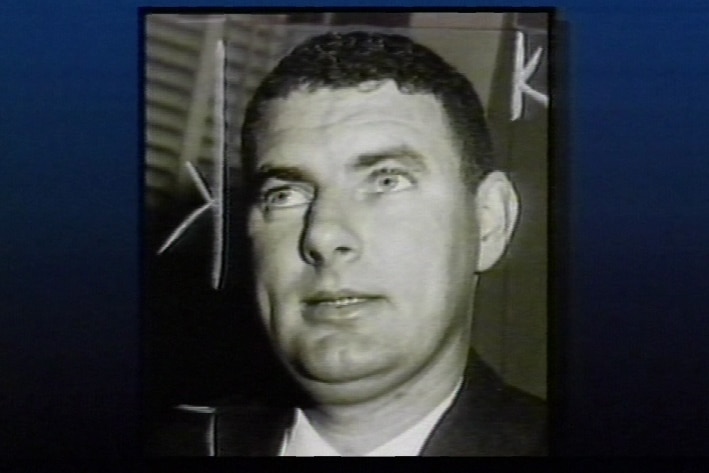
[148,30,546,456]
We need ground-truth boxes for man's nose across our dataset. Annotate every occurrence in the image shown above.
[300,196,361,267]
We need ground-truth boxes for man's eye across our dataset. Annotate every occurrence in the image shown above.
[367,169,416,194]
[261,186,312,209]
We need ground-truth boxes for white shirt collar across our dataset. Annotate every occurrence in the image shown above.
[279,378,463,456]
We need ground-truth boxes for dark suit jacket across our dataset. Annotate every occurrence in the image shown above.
[147,353,546,456]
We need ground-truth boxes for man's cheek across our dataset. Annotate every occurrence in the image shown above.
[382,223,446,263]
[253,226,299,267]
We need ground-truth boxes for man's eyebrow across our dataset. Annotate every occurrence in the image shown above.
[250,146,425,188]
[252,165,316,187]
[350,146,427,171]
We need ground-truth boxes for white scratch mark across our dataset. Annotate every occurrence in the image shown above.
[211,39,227,290]
[157,39,229,291]
[511,31,549,121]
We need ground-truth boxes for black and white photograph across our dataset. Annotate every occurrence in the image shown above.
[143,11,550,456]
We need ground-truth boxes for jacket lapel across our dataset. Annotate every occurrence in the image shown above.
[421,352,546,456]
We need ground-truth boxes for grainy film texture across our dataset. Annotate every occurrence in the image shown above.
[143,11,549,414]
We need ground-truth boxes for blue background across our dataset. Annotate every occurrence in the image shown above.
[2,0,709,456]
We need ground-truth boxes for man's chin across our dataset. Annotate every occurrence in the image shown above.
[287,349,397,399]
[283,334,400,398]
[293,366,401,406]
[295,351,393,384]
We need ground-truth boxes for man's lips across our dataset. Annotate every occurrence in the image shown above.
[302,290,384,321]
[303,290,382,305]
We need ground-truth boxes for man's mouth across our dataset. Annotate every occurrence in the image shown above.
[315,297,371,308]
[302,290,383,321]
[304,289,381,304]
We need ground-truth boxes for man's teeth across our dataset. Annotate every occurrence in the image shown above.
[320,297,367,307]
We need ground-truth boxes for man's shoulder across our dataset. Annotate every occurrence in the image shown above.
[422,354,547,456]
[145,400,293,456]
[145,356,546,457]
[476,372,547,426]
[144,404,218,456]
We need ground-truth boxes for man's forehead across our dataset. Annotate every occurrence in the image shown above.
[259,80,448,133]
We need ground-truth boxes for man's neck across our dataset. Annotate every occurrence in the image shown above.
[301,340,468,456]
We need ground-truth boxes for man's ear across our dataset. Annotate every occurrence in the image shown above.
[475,171,520,272]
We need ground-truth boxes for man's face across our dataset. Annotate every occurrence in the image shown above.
[247,81,481,405]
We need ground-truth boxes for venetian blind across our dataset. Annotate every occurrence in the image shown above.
[144,14,288,209]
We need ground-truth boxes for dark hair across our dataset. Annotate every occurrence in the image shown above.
[240,31,495,192]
